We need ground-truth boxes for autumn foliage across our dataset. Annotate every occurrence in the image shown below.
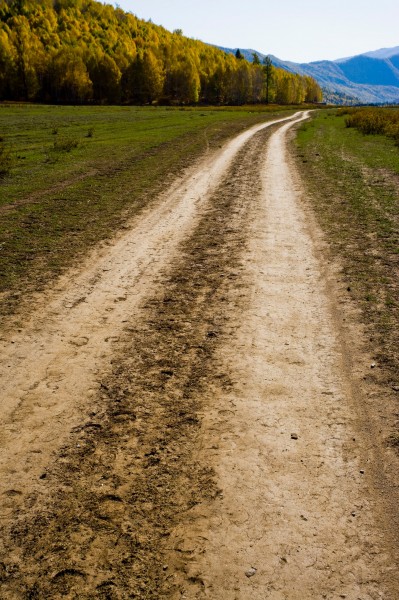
[0,0,323,105]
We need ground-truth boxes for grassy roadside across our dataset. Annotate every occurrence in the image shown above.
[0,104,297,320]
[294,110,399,447]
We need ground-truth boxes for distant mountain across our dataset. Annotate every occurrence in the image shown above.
[357,46,399,60]
[219,46,399,104]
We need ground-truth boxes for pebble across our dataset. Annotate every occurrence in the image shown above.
[291,433,298,440]
[360,469,365,474]
[245,567,257,578]
[371,363,376,369]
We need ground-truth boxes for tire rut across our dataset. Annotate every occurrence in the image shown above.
[0,114,297,506]
[0,124,275,599]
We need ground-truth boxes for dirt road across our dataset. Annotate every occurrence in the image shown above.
[0,112,398,599]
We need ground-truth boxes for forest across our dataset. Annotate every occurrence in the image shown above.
[0,0,323,105]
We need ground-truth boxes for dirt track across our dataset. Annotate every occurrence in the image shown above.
[0,112,398,599]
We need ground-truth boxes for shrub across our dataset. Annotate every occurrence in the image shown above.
[343,107,399,143]
[385,122,399,146]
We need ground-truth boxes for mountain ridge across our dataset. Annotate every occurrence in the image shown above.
[218,46,399,104]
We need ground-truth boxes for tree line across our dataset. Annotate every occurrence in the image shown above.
[0,0,323,105]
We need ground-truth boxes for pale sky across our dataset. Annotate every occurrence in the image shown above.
[107,0,399,63]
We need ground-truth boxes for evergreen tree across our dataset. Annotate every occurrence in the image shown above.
[263,56,273,104]
[235,48,244,60]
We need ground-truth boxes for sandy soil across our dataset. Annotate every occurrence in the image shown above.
[0,113,297,503]
[0,112,398,599]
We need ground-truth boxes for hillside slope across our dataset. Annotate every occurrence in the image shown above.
[0,0,321,105]
[220,46,399,104]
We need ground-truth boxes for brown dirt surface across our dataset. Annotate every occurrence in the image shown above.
[0,112,398,599]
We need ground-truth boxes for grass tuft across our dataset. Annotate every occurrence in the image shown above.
[53,137,80,152]
[0,137,12,177]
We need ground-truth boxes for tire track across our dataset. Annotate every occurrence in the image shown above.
[0,113,300,506]
[0,115,302,598]
[2,111,396,600]
[161,116,399,599]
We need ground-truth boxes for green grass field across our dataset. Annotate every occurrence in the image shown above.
[0,103,296,318]
[295,110,399,446]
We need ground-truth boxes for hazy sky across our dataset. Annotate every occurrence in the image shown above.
[107,0,399,63]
